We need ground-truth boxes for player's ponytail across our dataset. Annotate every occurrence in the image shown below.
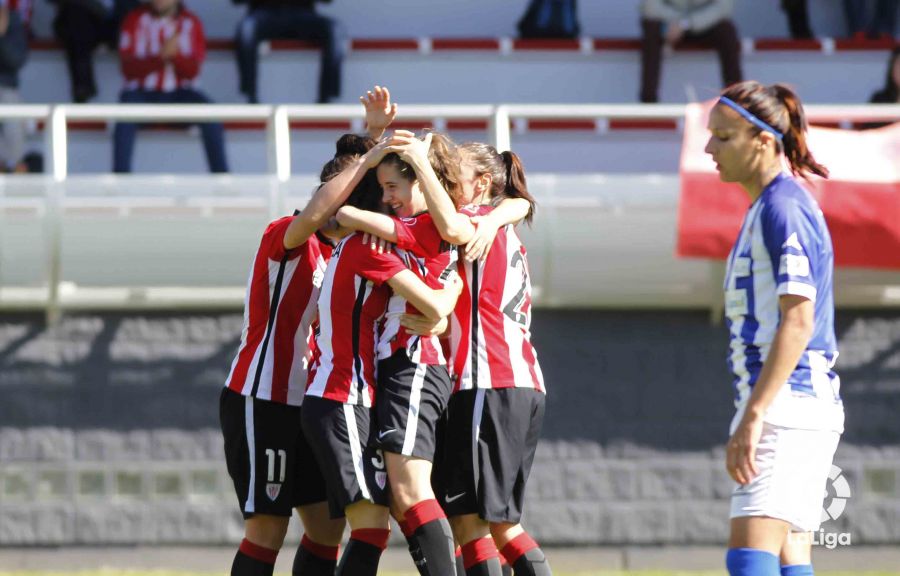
[460,142,536,225]
[771,84,829,180]
[500,150,536,224]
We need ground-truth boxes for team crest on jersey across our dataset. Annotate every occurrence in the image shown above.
[375,471,387,490]
[266,483,282,501]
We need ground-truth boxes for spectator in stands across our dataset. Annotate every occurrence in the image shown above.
[780,0,813,39]
[639,0,743,103]
[50,0,139,103]
[843,0,898,39]
[114,0,228,173]
[862,46,900,129]
[232,0,345,104]
[0,0,28,172]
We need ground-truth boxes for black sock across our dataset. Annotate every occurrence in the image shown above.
[335,529,389,576]
[292,534,339,576]
[455,548,466,576]
[405,500,457,576]
[501,559,514,576]
[512,547,552,576]
[232,539,277,576]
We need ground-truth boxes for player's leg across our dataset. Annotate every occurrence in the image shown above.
[338,500,391,576]
[293,502,344,576]
[378,356,456,575]
[443,390,502,576]
[726,425,839,576]
[290,414,345,576]
[485,389,551,576]
[300,396,390,576]
[779,531,813,576]
[727,517,789,575]
[220,389,299,575]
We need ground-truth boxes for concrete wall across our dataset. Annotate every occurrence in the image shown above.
[1,309,899,545]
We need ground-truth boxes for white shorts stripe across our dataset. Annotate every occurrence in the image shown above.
[343,403,371,501]
[244,395,256,514]
[401,363,428,456]
[472,389,486,476]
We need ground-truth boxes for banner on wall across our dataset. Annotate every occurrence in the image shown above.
[676,102,900,269]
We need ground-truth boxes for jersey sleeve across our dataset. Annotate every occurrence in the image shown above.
[761,198,820,302]
[392,214,444,257]
[261,216,302,261]
[349,238,409,286]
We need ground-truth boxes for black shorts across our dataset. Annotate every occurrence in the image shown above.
[375,351,453,461]
[219,387,328,519]
[440,388,546,524]
[300,395,389,518]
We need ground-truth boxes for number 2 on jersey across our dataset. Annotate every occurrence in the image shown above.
[502,250,529,327]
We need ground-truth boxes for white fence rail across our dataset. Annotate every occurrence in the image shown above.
[0,103,898,320]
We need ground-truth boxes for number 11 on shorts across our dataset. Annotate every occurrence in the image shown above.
[265,448,287,483]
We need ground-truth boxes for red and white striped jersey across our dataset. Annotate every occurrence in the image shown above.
[118,5,205,92]
[380,212,457,365]
[450,204,545,393]
[306,233,409,406]
[224,216,332,406]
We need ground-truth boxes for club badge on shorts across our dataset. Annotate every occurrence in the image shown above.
[375,471,387,490]
[266,483,282,501]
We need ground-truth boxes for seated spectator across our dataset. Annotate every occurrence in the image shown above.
[114,0,228,173]
[843,0,898,39]
[0,0,28,172]
[233,0,345,103]
[781,0,813,39]
[639,0,743,103]
[50,0,139,103]
[863,47,900,129]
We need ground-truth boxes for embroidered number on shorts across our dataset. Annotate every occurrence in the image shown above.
[370,449,385,470]
[265,448,287,483]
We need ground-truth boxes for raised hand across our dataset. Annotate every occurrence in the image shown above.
[361,85,398,139]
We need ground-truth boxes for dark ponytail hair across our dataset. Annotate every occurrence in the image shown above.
[720,81,829,180]
[460,143,537,225]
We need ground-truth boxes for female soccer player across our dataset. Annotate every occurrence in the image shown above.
[334,131,532,576]
[704,81,844,576]
[221,88,397,576]
[387,134,550,576]
[301,205,464,576]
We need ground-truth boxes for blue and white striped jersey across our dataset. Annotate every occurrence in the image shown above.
[724,173,844,433]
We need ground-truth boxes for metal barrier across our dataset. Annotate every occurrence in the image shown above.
[0,103,897,321]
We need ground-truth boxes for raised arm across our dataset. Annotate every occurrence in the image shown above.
[283,139,391,250]
[361,85,398,141]
[388,132,476,245]
[387,270,462,321]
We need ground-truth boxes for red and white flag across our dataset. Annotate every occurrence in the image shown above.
[677,101,900,269]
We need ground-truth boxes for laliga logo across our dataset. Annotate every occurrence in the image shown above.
[821,464,851,523]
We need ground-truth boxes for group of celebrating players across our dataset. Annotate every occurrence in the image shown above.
[219,86,550,576]
[218,78,845,576]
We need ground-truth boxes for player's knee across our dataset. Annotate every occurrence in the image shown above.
[489,521,524,548]
[244,514,290,550]
[304,518,345,547]
[344,500,390,530]
[449,514,489,545]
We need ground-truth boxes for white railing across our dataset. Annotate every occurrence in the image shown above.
[1,103,898,321]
